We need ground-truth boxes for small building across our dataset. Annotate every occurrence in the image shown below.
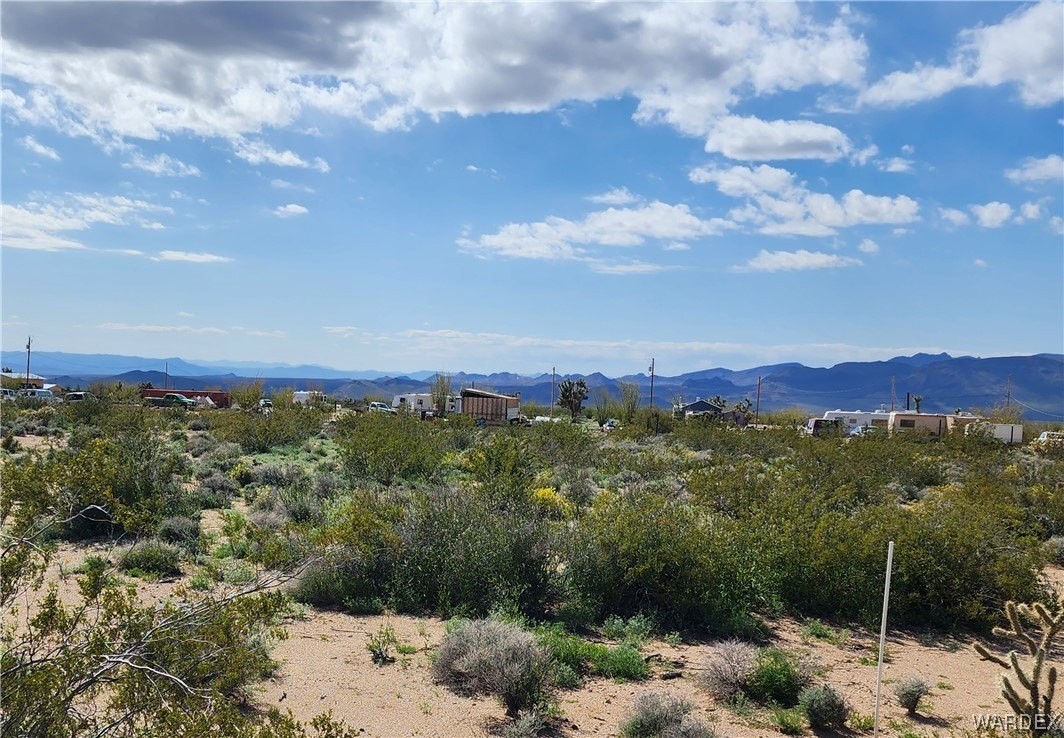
[1,371,45,389]
[392,393,460,416]
[460,388,521,424]
[888,412,948,437]
[678,397,725,418]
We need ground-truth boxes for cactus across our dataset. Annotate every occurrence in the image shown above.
[975,600,1063,737]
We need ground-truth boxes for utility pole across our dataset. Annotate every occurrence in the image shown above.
[24,336,32,389]
[550,367,556,418]
[755,375,762,423]
[648,358,656,433]
[165,360,169,390]
[1006,375,1012,408]
[890,376,896,412]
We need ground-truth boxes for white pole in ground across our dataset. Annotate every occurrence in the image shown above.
[873,540,895,738]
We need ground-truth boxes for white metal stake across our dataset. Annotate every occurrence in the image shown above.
[873,540,895,738]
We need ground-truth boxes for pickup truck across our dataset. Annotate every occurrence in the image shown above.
[368,401,397,415]
[145,392,196,410]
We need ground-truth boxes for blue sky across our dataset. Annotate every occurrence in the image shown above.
[2,1,1062,375]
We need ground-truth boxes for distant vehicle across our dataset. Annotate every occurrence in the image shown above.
[509,414,532,426]
[848,425,878,437]
[259,398,273,409]
[601,419,619,432]
[804,417,845,437]
[532,416,563,424]
[368,401,397,415]
[1,388,16,402]
[64,391,98,403]
[1032,431,1064,448]
[144,392,196,410]
[17,389,61,404]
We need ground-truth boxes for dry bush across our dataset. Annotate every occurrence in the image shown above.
[699,639,757,700]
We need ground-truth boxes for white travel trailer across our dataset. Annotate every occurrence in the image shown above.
[293,390,326,405]
[822,409,892,430]
[392,393,461,415]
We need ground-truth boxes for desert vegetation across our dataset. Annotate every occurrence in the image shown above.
[2,393,1063,735]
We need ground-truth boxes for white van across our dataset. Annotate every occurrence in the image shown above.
[18,389,61,403]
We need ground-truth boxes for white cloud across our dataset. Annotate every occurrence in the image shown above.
[20,135,60,160]
[459,200,732,268]
[586,260,672,276]
[271,178,315,193]
[98,322,227,334]
[901,144,915,155]
[734,249,863,273]
[123,152,200,177]
[1,193,171,252]
[878,157,913,173]
[939,207,971,227]
[857,238,880,254]
[973,259,988,268]
[244,329,288,338]
[663,242,690,251]
[273,203,309,218]
[587,187,640,206]
[1019,201,1043,221]
[970,201,1013,228]
[153,250,234,263]
[0,3,868,149]
[177,311,194,318]
[689,163,797,197]
[1005,154,1064,183]
[861,2,1063,108]
[1049,216,1064,235]
[705,116,854,162]
[233,139,329,172]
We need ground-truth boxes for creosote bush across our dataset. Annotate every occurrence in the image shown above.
[432,619,555,718]
[119,540,183,577]
[699,639,757,701]
[746,648,811,707]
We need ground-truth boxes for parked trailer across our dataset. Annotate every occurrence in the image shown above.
[822,409,891,430]
[460,388,521,425]
[965,422,1024,444]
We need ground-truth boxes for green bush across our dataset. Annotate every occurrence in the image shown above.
[566,490,760,631]
[771,707,806,735]
[603,613,655,647]
[799,685,848,728]
[746,648,809,706]
[389,489,555,618]
[337,413,445,485]
[594,644,649,681]
[119,540,183,577]
[157,515,201,551]
[432,619,555,718]
[620,692,713,738]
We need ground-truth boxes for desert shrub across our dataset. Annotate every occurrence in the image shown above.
[603,613,655,647]
[337,412,446,485]
[194,469,238,508]
[313,471,343,499]
[250,464,288,487]
[746,648,809,706]
[1044,536,1064,566]
[565,490,760,631]
[699,639,757,700]
[771,707,806,735]
[119,540,183,577]
[466,431,538,506]
[533,624,648,684]
[503,710,547,738]
[432,619,555,717]
[799,685,848,728]
[1,434,21,452]
[157,515,202,551]
[185,433,218,458]
[619,692,713,738]
[893,676,930,714]
[595,644,649,681]
[210,406,326,454]
[389,489,555,618]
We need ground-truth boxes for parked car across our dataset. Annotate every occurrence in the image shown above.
[1032,431,1064,449]
[1,388,16,403]
[601,419,619,432]
[144,392,196,410]
[64,391,97,403]
[848,425,879,437]
[17,388,61,404]
[368,401,397,415]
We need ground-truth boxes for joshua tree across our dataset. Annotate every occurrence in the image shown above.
[431,372,452,417]
[975,599,1064,737]
[558,378,589,420]
[913,394,923,413]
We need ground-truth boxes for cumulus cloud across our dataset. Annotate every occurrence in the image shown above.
[0,3,868,152]
[939,207,970,227]
[153,250,234,263]
[123,151,200,176]
[691,162,920,236]
[1005,154,1064,183]
[273,203,309,218]
[458,200,732,271]
[587,187,640,206]
[878,157,913,173]
[20,135,60,160]
[970,201,1013,228]
[857,238,880,254]
[861,2,1063,108]
[704,116,854,162]
[1049,216,1064,235]
[1019,201,1043,221]
[734,249,862,273]
[973,259,988,268]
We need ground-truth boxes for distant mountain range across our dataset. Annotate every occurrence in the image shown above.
[5,350,1062,420]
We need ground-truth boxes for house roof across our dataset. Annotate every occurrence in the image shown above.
[1,371,46,380]
[460,388,520,400]
[680,398,725,412]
